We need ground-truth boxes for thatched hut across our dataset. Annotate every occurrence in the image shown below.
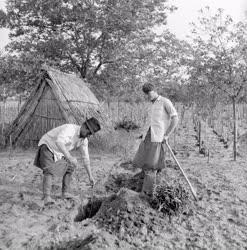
[6,67,101,147]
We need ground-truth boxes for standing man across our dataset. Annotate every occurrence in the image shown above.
[133,83,178,196]
[34,117,101,205]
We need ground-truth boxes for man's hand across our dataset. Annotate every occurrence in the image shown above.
[162,135,169,144]
[68,157,78,168]
[89,176,95,187]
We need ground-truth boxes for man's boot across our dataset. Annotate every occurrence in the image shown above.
[61,172,74,199]
[141,170,157,198]
[43,174,55,205]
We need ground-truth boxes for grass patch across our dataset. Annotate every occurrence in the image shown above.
[89,128,139,160]
[114,117,140,132]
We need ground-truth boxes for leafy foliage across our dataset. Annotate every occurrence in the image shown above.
[150,184,189,216]
[187,7,247,160]
[188,7,247,108]
[114,117,140,132]
[0,53,43,97]
[1,0,179,99]
[0,9,7,27]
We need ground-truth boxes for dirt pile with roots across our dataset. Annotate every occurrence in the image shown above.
[150,184,189,216]
[95,188,162,240]
[74,169,191,247]
[104,171,145,193]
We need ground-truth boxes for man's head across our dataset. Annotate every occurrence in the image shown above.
[80,117,101,138]
[142,83,158,101]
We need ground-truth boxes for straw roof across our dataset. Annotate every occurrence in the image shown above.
[43,66,101,123]
[6,66,102,147]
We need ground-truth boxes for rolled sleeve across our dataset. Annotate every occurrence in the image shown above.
[79,138,90,161]
[163,99,178,118]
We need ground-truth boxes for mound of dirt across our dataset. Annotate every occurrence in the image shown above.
[104,168,178,194]
[119,160,178,171]
[104,171,144,193]
[95,188,163,240]
[75,186,191,247]
[42,234,97,250]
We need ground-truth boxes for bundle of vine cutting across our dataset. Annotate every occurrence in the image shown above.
[114,119,140,132]
[150,184,189,216]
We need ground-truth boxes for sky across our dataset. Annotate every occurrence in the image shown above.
[0,0,246,50]
[166,0,247,39]
[0,0,8,51]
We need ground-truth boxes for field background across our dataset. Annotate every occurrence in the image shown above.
[1,104,247,249]
[1,100,247,151]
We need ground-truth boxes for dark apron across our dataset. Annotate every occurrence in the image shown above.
[133,128,166,170]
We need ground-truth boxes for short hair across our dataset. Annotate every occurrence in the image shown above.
[142,83,154,94]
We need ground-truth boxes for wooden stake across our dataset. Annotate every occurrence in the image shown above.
[117,99,120,123]
[233,98,237,161]
[199,120,202,151]
[3,88,6,132]
[9,135,12,159]
[173,128,176,149]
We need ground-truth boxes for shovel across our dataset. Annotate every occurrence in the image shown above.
[163,141,197,201]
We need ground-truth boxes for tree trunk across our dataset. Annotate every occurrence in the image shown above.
[80,65,87,79]
[181,105,185,125]
[198,120,202,151]
[232,97,237,161]
[117,99,120,122]
[18,95,22,113]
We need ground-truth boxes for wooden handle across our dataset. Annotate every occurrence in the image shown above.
[163,141,197,201]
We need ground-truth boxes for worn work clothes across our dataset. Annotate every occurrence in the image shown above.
[35,145,74,197]
[38,124,89,162]
[147,96,178,143]
[34,144,74,176]
[133,128,165,170]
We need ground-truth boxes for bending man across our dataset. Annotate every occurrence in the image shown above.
[34,117,101,205]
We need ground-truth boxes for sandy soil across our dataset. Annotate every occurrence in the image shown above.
[0,121,247,250]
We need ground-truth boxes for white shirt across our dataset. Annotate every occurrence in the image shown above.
[38,124,89,162]
[147,96,178,142]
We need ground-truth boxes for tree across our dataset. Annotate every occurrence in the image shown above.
[1,0,176,97]
[0,9,7,27]
[0,53,44,96]
[188,7,247,160]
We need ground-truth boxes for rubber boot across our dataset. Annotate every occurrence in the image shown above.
[141,170,157,198]
[61,172,74,199]
[43,174,55,205]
